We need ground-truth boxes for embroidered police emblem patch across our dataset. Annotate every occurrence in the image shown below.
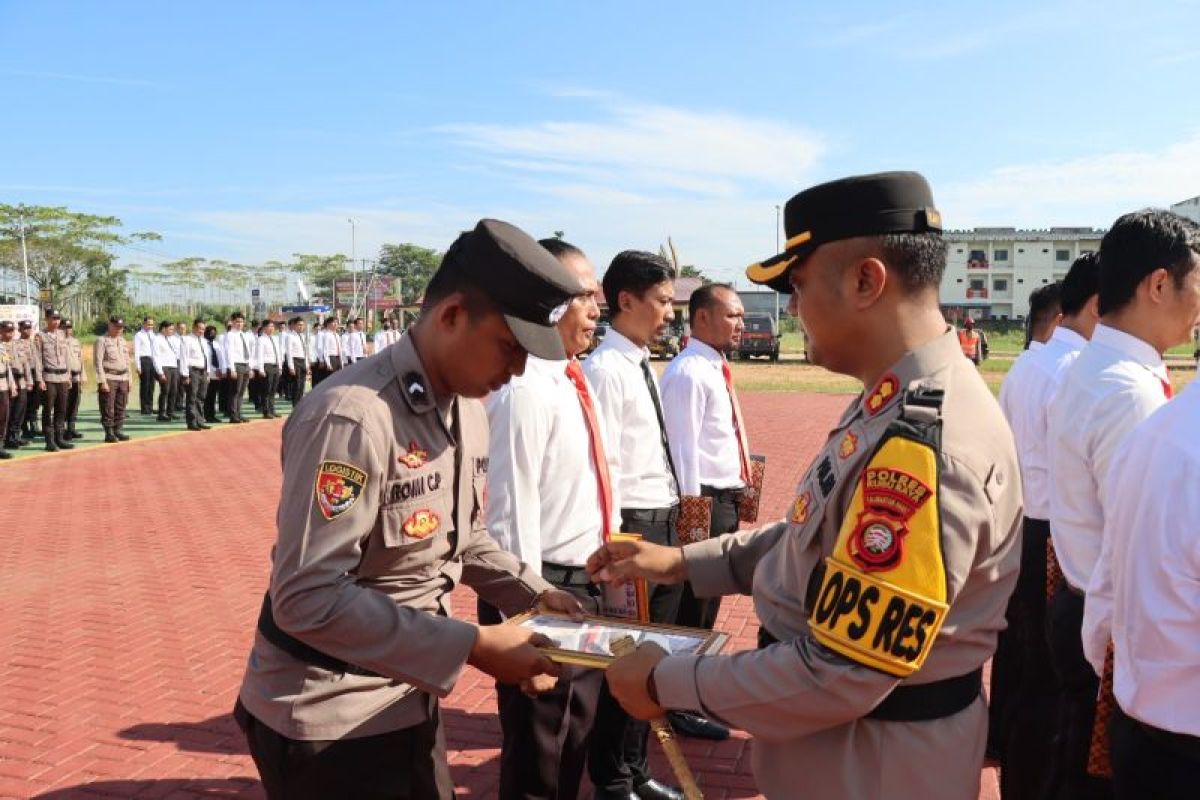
[839,431,858,460]
[315,461,367,520]
[791,491,814,525]
[399,440,428,468]
[847,466,933,573]
[866,373,900,416]
[403,509,440,539]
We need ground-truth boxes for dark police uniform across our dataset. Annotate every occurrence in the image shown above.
[235,219,586,799]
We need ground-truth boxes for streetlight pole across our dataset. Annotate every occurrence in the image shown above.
[348,218,357,321]
[18,206,31,306]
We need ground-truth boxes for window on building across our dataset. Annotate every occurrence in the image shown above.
[1042,248,1049,253]
[994,249,1009,261]
[969,279,985,290]
[1056,249,1070,261]
[993,279,1008,292]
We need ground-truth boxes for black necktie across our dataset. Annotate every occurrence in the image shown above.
[640,357,679,491]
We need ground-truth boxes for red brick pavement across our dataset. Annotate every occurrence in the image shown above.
[0,394,999,799]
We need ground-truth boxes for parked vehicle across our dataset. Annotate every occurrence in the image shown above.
[738,313,780,361]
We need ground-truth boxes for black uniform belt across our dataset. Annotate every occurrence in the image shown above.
[44,367,67,375]
[541,562,595,588]
[622,506,678,524]
[1125,708,1200,761]
[71,371,80,376]
[758,627,982,722]
[255,592,384,678]
[105,370,129,376]
[701,485,745,502]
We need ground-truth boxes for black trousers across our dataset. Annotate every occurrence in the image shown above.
[261,364,280,416]
[6,385,26,442]
[185,368,208,426]
[41,380,70,434]
[228,364,249,420]
[312,356,341,387]
[204,377,221,421]
[1045,580,1113,800]
[0,390,9,448]
[478,582,604,800]
[25,382,42,430]
[1111,706,1200,800]
[66,375,82,430]
[589,506,685,793]
[235,698,454,800]
[675,486,739,630]
[138,356,156,412]
[99,380,130,429]
[289,359,308,404]
[991,518,1058,799]
[157,368,179,418]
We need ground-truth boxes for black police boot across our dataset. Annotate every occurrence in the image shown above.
[114,427,130,441]
[56,431,74,450]
[103,426,119,443]
[0,448,11,459]
[4,436,21,449]
[44,432,59,452]
[67,424,82,439]
[21,421,35,441]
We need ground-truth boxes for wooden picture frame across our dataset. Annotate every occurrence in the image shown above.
[505,610,731,669]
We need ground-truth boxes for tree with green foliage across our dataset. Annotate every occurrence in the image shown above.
[377,243,442,305]
[288,252,350,301]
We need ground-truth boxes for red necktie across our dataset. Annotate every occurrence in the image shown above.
[1161,371,1174,399]
[566,360,612,543]
[722,359,752,483]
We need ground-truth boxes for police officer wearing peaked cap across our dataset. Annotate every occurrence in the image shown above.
[591,171,1024,800]
[235,218,594,799]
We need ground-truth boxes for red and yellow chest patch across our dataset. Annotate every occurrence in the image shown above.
[847,466,933,572]
[315,461,367,520]
[790,491,814,525]
[839,431,858,460]
[402,509,440,539]
[865,373,899,416]
[399,440,428,469]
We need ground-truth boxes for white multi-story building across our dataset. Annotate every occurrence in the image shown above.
[1171,195,1200,224]
[940,227,1104,320]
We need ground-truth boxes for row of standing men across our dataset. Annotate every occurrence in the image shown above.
[0,311,90,456]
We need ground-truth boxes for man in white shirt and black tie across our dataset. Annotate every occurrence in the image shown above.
[152,321,181,422]
[659,282,751,743]
[991,255,1099,799]
[1100,378,1200,799]
[584,250,684,800]
[180,318,213,431]
[254,319,283,419]
[133,316,157,415]
[283,317,309,406]
[480,238,621,800]
[222,312,252,424]
[346,317,368,363]
[1047,209,1200,799]
[313,317,343,386]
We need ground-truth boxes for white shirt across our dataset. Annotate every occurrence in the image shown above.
[1092,380,1199,735]
[315,329,342,367]
[583,328,678,509]
[375,329,400,350]
[660,338,746,496]
[345,330,367,361]
[485,357,623,573]
[211,336,227,372]
[255,333,282,367]
[223,329,252,368]
[180,334,210,371]
[1048,323,1169,608]
[133,328,155,362]
[151,333,180,376]
[283,329,308,367]
[998,329,1087,520]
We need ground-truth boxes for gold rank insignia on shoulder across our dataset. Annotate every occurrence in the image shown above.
[839,431,858,460]
[865,373,900,416]
[809,430,948,677]
[315,460,368,520]
[791,491,814,525]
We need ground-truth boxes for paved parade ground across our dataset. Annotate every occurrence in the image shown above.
[0,392,1000,799]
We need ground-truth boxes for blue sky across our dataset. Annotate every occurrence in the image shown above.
[3,0,1200,286]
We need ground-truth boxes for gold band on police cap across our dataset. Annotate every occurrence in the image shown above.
[745,254,797,285]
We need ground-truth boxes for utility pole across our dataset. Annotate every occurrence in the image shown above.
[18,205,31,305]
[348,218,358,321]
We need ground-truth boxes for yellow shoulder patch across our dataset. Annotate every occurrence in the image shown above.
[809,433,948,677]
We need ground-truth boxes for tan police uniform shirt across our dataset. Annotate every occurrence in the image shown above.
[35,329,71,384]
[12,337,36,385]
[238,332,553,741]
[0,341,13,392]
[66,336,85,385]
[94,335,132,388]
[654,329,1023,800]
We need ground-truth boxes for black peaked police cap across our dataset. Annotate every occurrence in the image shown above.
[747,171,943,293]
[452,219,586,361]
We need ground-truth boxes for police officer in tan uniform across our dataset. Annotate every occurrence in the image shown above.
[0,320,17,459]
[591,172,1023,800]
[63,319,86,440]
[94,316,133,443]
[34,309,74,451]
[235,219,592,799]
[11,319,39,444]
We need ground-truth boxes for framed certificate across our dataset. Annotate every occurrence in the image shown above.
[599,532,649,622]
[506,610,731,669]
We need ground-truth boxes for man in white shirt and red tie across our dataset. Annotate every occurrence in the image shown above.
[1047,209,1200,799]
[992,254,1100,799]
[479,238,621,800]
[658,282,751,742]
[583,250,684,800]
[1098,378,1200,799]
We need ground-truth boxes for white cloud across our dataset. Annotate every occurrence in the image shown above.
[939,131,1200,228]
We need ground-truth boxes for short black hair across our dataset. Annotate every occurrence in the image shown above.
[1060,252,1101,316]
[204,325,217,339]
[158,321,172,332]
[322,317,338,329]
[538,238,585,261]
[1028,282,1063,330]
[193,318,205,327]
[230,312,244,321]
[602,250,674,317]
[288,316,301,326]
[876,233,947,292]
[688,282,735,321]
[1098,209,1200,315]
[420,233,496,317]
[142,316,154,323]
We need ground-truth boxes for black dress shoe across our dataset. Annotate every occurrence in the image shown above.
[634,778,684,800]
[0,449,12,459]
[187,424,202,431]
[198,423,212,430]
[668,710,730,741]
